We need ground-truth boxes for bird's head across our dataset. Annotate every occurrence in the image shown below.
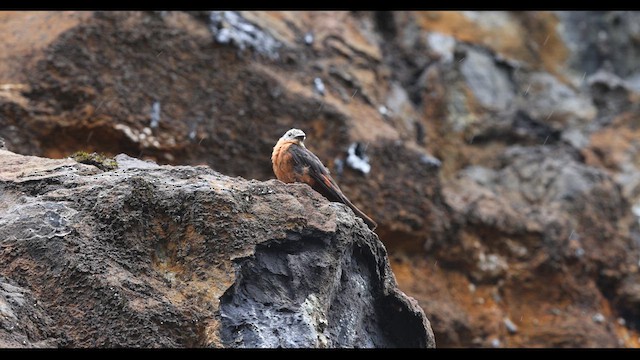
[281,128,307,146]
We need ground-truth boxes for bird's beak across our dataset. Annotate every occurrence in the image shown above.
[295,135,306,141]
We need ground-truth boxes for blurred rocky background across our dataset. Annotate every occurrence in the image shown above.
[1,10,640,347]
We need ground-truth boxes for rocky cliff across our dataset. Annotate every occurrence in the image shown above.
[0,149,433,347]
[1,10,640,347]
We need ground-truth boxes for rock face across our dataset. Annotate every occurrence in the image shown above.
[0,149,433,348]
[2,10,640,347]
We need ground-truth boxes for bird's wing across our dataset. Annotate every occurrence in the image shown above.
[288,144,346,204]
[287,143,378,230]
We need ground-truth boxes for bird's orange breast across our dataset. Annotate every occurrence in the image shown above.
[272,140,298,183]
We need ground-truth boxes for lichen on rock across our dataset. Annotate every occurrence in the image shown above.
[69,151,118,172]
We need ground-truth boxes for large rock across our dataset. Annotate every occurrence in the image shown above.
[406,145,636,347]
[0,149,433,348]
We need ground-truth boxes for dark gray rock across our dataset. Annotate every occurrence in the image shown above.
[557,11,640,79]
[459,47,515,112]
[220,223,431,348]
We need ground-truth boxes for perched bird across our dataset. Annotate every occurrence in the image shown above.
[271,128,377,230]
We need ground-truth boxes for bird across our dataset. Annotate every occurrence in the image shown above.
[271,128,377,230]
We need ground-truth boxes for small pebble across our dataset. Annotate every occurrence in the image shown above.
[592,313,605,323]
[304,32,314,45]
[504,317,518,334]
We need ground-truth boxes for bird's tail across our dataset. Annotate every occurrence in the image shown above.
[341,196,377,231]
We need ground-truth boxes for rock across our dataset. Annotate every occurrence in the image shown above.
[426,32,456,64]
[459,47,514,112]
[472,252,508,283]
[614,273,640,328]
[439,144,635,347]
[503,317,518,334]
[518,72,596,131]
[345,142,371,175]
[447,145,633,269]
[208,11,282,60]
[0,277,60,348]
[582,113,640,201]
[0,149,434,348]
[526,314,618,347]
[557,11,640,80]
[592,313,606,324]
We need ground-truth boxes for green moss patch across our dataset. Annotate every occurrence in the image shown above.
[70,151,118,171]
